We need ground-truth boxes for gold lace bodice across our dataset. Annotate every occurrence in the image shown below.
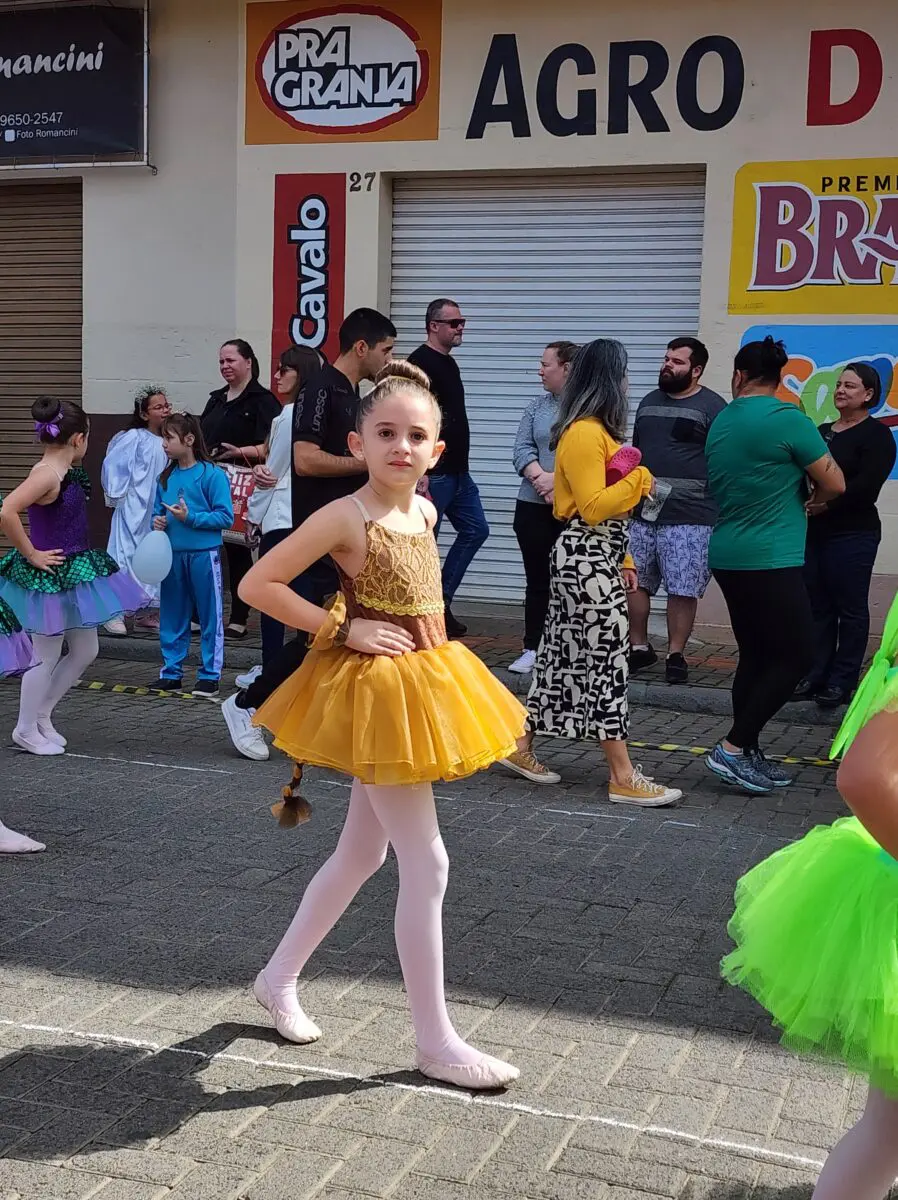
[338,503,447,650]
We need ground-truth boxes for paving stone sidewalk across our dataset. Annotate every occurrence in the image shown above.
[0,668,880,1199]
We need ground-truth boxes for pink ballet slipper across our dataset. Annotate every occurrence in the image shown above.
[252,970,321,1045]
[416,1051,520,1090]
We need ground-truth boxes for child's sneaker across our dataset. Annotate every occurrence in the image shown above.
[151,676,183,692]
[192,679,220,701]
[608,767,681,807]
[707,743,773,794]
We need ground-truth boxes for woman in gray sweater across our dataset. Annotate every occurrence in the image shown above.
[509,340,578,673]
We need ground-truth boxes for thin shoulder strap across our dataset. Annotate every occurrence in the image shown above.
[415,493,434,531]
[349,494,371,522]
[33,461,66,484]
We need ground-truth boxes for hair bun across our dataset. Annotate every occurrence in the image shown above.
[31,395,63,423]
[374,360,431,391]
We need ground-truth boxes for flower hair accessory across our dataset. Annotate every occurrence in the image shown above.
[34,406,63,440]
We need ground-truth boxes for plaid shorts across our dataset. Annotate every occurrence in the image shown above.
[629,521,713,599]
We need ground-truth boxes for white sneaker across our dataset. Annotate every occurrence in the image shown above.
[222,694,269,761]
[103,618,127,636]
[235,664,263,689]
[508,649,536,674]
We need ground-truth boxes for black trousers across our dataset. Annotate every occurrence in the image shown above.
[238,556,338,711]
[513,500,565,651]
[223,540,254,626]
[804,531,878,693]
[713,566,814,750]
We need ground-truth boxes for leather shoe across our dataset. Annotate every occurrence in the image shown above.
[416,1051,519,1090]
[253,971,321,1044]
[791,678,816,701]
[816,685,848,709]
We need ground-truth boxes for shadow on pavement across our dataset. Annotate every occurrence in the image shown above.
[0,1024,433,1162]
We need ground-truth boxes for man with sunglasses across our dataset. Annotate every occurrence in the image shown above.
[409,299,489,638]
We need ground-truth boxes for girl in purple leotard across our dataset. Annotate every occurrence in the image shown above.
[0,398,147,756]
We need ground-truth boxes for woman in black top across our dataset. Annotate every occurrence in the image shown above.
[796,362,897,707]
[201,339,280,637]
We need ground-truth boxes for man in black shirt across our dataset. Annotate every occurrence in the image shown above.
[408,299,488,638]
[222,308,396,760]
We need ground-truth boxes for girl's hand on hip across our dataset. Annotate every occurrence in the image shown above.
[346,618,416,656]
[28,548,63,572]
[622,568,638,593]
[162,500,189,523]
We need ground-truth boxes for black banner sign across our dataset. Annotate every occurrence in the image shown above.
[0,6,145,163]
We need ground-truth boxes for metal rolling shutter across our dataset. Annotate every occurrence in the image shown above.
[0,181,83,514]
[390,170,705,606]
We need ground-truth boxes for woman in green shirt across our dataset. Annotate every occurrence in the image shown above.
[704,337,845,795]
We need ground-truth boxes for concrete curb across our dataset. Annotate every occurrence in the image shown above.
[98,635,261,671]
[99,635,843,726]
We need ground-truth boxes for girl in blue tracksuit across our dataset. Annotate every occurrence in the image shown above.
[153,413,233,698]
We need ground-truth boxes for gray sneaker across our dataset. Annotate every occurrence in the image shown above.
[706,743,773,795]
[749,750,794,789]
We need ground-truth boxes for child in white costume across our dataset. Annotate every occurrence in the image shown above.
[102,386,171,631]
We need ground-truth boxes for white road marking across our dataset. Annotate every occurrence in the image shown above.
[0,1016,826,1172]
[64,753,234,775]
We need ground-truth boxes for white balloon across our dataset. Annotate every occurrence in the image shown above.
[131,530,173,585]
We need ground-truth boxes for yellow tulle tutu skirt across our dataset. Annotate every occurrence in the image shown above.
[254,641,528,786]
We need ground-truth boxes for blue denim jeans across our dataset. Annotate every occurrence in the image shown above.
[427,472,490,604]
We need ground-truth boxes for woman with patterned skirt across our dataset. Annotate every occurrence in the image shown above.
[502,339,683,807]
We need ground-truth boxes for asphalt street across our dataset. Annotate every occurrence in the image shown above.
[0,660,873,1200]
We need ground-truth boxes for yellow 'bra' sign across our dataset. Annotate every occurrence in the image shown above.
[729,160,898,316]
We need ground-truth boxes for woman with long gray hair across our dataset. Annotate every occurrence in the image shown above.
[501,339,682,806]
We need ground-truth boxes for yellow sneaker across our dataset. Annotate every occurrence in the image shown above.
[608,767,682,808]
[500,749,561,784]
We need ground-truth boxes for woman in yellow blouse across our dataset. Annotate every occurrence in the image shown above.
[502,339,683,807]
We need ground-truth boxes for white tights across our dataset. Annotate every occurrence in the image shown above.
[264,779,480,1065]
[813,1086,898,1199]
[17,629,99,737]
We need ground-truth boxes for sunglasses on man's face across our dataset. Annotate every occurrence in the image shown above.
[434,318,466,330]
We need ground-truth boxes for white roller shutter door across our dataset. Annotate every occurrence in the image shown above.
[390,170,705,606]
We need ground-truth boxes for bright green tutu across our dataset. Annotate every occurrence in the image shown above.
[722,816,898,1092]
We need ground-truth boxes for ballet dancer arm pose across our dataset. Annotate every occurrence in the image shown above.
[0,466,66,572]
[238,364,521,1091]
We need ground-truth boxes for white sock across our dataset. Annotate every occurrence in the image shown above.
[632,644,650,651]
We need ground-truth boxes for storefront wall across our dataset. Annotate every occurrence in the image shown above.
[235,0,898,618]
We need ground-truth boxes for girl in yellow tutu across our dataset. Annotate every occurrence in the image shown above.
[239,360,526,1090]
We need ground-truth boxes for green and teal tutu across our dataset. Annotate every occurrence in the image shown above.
[722,816,898,1091]
[0,549,147,636]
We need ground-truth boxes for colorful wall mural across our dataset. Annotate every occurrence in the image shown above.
[742,325,898,478]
